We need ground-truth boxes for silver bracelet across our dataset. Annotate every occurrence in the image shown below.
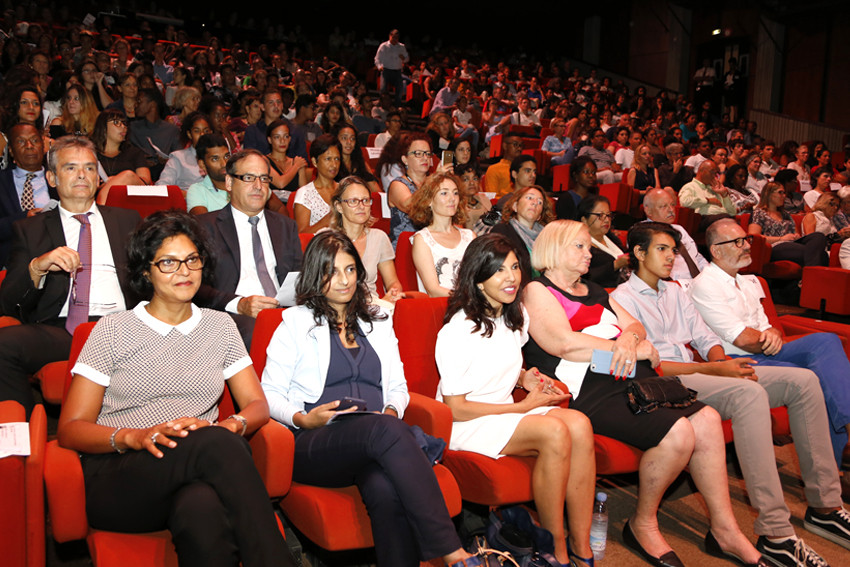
[227,414,248,436]
[109,427,126,454]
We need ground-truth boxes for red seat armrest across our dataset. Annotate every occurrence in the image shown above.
[403,392,453,443]
[248,420,294,498]
[44,440,89,543]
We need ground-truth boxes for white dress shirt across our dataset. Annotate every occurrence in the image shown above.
[225,207,278,313]
[57,204,125,317]
[687,262,771,356]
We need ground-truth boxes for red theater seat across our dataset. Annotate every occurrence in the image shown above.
[0,401,46,567]
[43,323,293,567]
[249,306,462,553]
[104,185,187,218]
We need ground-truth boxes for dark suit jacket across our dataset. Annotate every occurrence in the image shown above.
[0,205,141,324]
[196,205,302,310]
[0,168,25,269]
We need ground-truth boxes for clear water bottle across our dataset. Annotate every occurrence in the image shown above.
[589,491,608,561]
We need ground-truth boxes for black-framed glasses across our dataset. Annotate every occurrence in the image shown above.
[408,150,433,158]
[151,255,205,273]
[713,235,753,248]
[588,212,615,221]
[340,197,373,208]
[231,173,273,184]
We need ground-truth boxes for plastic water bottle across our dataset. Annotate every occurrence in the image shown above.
[589,491,608,561]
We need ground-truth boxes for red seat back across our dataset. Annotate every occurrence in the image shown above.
[394,231,419,291]
[61,322,98,404]
[393,296,448,397]
[250,308,286,378]
[104,185,187,218]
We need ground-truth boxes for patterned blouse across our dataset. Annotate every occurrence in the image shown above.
[750,207,795,237]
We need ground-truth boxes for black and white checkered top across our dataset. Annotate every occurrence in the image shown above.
[72,302,252,429]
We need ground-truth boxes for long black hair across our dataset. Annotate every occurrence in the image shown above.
[296,230,384,342]
[445,234,524,338]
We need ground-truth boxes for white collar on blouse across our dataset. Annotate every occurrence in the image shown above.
[133,301,202,336]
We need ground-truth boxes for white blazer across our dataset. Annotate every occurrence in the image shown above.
[261,305,409,427]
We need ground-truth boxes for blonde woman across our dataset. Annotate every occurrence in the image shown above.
[49,84,99,138]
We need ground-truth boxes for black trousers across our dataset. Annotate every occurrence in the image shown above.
[292,414,461,566]
[769,232,828,267]
[0,322,72,416]
[82,426,294,567]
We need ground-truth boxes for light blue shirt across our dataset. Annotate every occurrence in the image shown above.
[611,273,722,363]
[12,167,49,209]
[186,175,229,213]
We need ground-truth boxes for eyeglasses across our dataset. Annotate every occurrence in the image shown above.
[340,197,373,208]
[588,212,614,221]
[231,173,272,184]
[109,118,128,127]
[408,150,433,158]
[151,255,205,273]
[71,264,118,309]
[713,235,753,248]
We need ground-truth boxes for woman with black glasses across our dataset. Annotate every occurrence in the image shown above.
[578,195,629,287]
[58,210,293,567]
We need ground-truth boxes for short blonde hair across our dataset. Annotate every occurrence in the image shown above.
[531,220,587,273]
[812,192,838,214]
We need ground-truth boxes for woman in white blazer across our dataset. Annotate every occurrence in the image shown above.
[261,231,479,567]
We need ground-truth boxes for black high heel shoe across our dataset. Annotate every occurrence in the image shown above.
[704,530,771,567]
[622,520,685,567]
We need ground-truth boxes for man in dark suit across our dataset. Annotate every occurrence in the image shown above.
[0,136,141,415]
[0,123,55,269]
[196,149,302,347]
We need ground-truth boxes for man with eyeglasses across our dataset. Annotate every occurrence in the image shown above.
[196,149,301,348]
[0,136,140,416]
[483,134,524,198]
[690,219,850,518]
[613,221,848,567]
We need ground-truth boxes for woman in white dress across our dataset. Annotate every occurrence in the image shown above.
[330,176,403,303]
[435,234,595,567]
[409,172,475,297]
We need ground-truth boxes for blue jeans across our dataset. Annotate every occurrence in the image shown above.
[732,332,850,465]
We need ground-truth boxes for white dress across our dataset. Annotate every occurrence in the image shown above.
[293,181,331,225]
[435,310,553,459]
[414,226,475,292]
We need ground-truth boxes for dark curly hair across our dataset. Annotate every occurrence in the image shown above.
[296,230,384,343]
[445,233,525,337]
[127,210,216,299]
[179,111,211,146]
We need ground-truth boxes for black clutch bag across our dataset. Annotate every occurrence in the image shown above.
[625,376,698,415]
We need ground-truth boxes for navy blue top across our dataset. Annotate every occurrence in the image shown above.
[305,325,383,413]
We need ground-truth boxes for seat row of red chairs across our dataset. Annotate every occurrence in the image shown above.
[10,279,850,566]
